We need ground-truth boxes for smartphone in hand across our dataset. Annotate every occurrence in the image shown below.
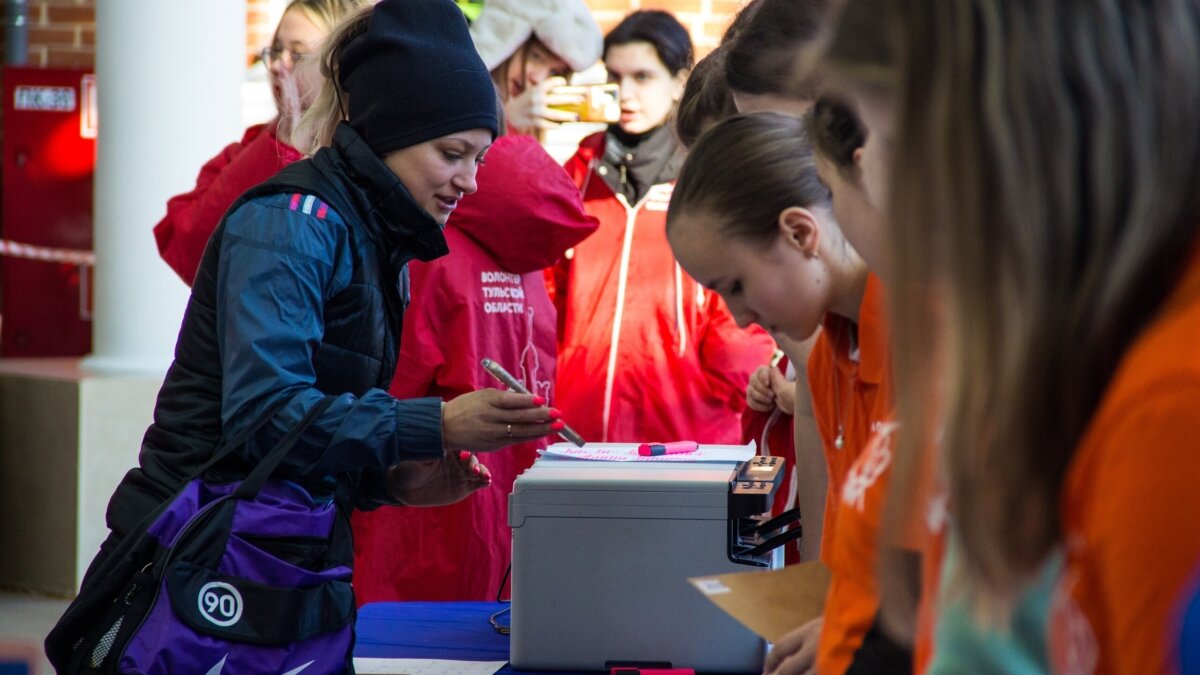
[548,83,620,124]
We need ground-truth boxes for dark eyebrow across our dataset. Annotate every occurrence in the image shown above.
[442,137,485,153]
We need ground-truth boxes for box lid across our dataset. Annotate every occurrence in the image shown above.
[508,452,744,525]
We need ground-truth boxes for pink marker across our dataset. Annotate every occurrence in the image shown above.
[637,441,699,457]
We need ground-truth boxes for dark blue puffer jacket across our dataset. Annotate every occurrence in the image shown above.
[106,123,450,537]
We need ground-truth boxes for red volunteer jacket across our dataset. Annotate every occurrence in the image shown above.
[351,135,599,603]
[552,132,774,444]
[153,119,303,286]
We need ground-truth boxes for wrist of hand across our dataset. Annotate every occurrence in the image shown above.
[440,400,450,450]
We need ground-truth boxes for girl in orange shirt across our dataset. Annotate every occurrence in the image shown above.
[757,98,918,675]
[667,112,909,674]
[821,1,1200,673]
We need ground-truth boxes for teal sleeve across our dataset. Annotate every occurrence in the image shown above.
[927,536,1061,675]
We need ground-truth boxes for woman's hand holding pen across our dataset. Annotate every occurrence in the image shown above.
[441,388,563,452]
[401,388,561,506]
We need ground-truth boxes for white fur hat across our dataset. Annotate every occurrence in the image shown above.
[469,0,603,74]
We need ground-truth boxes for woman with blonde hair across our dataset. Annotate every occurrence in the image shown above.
[826,0,1200,672]
[154,0,366,285]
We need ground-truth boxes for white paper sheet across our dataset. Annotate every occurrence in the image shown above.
[351,658,507,675]
[540,441,757,462]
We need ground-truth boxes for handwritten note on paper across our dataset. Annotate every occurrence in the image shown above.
[352,658,507,675]
[540,441,756,463]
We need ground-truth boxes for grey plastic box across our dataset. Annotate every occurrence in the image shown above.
[508,454,778,673]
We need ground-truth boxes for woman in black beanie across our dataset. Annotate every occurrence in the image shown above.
[60,1,556,668]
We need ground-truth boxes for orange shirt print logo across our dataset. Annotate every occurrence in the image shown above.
[925,492,949,535]
[841,421,899,513]
[1050,570,1099,675]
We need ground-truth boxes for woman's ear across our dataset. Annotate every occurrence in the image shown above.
[672,69,690,102]
[778,206,820,257]
[852,146,865,170]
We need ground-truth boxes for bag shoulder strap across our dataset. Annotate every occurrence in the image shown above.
[232,395,337,500]
[190,395,293,480]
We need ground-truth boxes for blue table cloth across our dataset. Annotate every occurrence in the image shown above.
[354,601,596,675]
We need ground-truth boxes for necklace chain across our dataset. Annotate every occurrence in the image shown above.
[832,320,846,450]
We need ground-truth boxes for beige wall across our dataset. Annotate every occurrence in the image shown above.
[0,360,158,596]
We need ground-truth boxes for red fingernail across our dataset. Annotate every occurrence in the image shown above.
[549,408,562,420]
[533,396,546,406]
[459,451,470,461]
[472,465,481,475]
[551,421,565,431]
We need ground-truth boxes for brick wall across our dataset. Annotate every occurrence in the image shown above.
[4,0,267,71]
[0,0,745,72]
[587,0,750,57]
[246,0,273,67]
[16,0,95,69]
[243,0,748,65]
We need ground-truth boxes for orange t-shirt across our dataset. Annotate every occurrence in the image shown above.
[909,424,950,674]
[807,272,891,565]
[1050,248,1200,674]
[817,421,899,673]
[913,485,949,674]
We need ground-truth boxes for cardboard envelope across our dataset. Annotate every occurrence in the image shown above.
[689,561,832,643]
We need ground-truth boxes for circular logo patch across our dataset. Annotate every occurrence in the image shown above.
[197,581,243,627]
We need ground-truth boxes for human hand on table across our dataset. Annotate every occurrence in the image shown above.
[764,615,824,675]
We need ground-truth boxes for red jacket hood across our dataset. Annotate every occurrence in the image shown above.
[449,135,598,274]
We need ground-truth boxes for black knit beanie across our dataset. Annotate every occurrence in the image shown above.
[339,0,499,156]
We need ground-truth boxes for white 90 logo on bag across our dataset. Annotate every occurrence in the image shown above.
[198,582,244,627]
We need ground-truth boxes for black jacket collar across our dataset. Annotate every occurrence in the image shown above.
[599,124,685,204]
[317,123,450,265]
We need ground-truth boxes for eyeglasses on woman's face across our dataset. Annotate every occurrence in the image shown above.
[260,46,313,70]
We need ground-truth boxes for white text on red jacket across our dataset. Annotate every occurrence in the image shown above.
[481,271,525,315]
